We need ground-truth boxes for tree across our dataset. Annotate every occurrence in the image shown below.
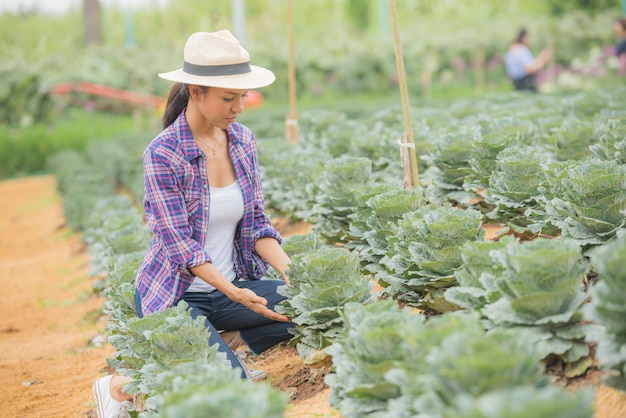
[83,0,103,46]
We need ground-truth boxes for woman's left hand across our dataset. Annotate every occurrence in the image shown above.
[234,287,290,322]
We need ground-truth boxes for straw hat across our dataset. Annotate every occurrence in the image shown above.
[158,30,275,89]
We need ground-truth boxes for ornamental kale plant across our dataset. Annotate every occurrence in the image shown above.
[589,118,626,165]
[444,238,508,312]
[422,126,480,205]
[325,300,432,417]
[447,236,594,376]
[463,127,515,194]
[326,302,593,418]
[549,118,595,162]
[276,246,377,364]
[138,360,287,418]
[584,234,626,391]
[347,188,427,278]
[479,238,593,374]
[381,203,485,313]
[310,155,395,244]
[258,138,329,221]
[106,301,223,393]
[482,145,557,237]
[537,159,626,248]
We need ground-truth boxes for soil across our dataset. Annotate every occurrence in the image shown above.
[0,174,624,418]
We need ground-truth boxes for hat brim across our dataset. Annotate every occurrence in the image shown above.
[158,65,275,90]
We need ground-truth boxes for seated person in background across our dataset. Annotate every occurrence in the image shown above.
[504,28,552,92]
[614,17,626,75]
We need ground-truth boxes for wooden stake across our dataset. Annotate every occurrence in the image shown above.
[388,0,419,188]
[399,134,414,190]
[286,0,298,143]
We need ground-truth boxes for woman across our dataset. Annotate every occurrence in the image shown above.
[504,28,552,91]
[614,17,626,75]
[93,30,294,418]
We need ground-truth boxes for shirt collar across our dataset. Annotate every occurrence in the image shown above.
[174,109,240,162]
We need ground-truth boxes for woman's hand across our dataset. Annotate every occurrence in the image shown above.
[233,287,290,322]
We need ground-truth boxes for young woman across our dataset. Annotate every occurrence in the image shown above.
[614,17,626,75]
[504,28,552,91]
[93,30,294,418]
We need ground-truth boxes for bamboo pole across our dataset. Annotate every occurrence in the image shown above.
[286,0,298,143]
[399,134,414,190]
[388,0,420,188]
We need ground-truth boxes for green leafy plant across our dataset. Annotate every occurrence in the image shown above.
[381,203,485,313]
[584,234,626,391]
[536,159,626,248]
[422,127,479,205]
[347,188,427,278]
[326,302,593,418]
[310,155,394,244]
[276,246,377,364]
[453,237,594,376]
[589,118,626,165]
[444,238,508,312]
[137,360,287,418]
[482,145,558,237]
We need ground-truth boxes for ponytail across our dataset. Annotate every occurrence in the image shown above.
[515,28,528,44]
[162,83,189,129]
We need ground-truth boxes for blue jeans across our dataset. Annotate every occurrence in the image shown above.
[180,279,294,377]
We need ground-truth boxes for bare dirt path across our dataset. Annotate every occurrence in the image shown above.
[0,175,111,417]
[0,174,624,418]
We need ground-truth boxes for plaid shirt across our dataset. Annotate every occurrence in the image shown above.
[136,111,281,316]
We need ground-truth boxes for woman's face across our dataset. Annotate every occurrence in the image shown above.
[192,86,249,129]
[614,22,625,37]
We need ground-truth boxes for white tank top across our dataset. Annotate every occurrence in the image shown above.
[186,180,244,293]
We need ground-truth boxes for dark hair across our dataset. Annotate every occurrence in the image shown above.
[515,28,528,44]
[162,83,189,128]
[617,18,626,31]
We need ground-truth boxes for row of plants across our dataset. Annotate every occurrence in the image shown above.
[258,86,626,252]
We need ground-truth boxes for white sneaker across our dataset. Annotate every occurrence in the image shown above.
[235,350,268,381]
[93,375,132,418]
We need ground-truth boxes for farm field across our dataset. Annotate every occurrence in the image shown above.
[1,175,626,417]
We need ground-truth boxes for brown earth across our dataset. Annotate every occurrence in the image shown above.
[0,174,624,418]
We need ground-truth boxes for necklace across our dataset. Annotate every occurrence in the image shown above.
[206,141,217,157]
[198,137,219,157]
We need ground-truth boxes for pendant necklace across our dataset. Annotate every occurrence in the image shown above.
[207,141,217,157]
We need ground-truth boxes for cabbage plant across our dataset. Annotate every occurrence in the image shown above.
[422,126,480,205]
[326,302,593,418]
[537,159,626,248]
[310,155,395,244]
[446,236,594,376]
[347,188,427,278]
[589,118,626,165]
[276,246,377,364]
[479,238,592,372]
[381,203,485,313]
[444,238,508,312]
[138,360,287,418]
[584,234,626,390]
[482,145,557,237]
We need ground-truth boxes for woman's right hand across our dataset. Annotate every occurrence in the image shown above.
[233,287,290,322]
